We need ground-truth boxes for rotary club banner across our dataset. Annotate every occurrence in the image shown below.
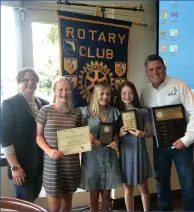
[58,10,132,107]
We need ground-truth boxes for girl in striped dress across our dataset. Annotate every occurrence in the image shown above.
[36,77,81,211]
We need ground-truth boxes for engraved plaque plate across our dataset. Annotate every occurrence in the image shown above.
[151,104,186,147]
[121,110,138,130]
[99,122,113,145]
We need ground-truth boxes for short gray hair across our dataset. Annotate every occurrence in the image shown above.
[16,67,39,84]
[144,54,165,68]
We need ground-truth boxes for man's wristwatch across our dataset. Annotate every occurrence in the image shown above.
[11,164,20,171]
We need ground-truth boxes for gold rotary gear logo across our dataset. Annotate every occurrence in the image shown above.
[78,61,114,102]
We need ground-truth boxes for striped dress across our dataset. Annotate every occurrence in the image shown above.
[36,105,81,196]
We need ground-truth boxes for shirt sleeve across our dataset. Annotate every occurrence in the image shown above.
[179,82,194,147]
[3,144,16,156]
[1,100,16,148]
[35,106,48,127]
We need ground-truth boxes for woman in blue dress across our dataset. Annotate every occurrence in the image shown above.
[79,82,122,211]
[115,81,153,211]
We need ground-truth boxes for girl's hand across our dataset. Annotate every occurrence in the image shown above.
[89,133,101,146]
[48,148,64,160]
[120,127,128,137]
[92,139,101,146]
[107,140,118,149]
[90,133,101,146]
[89,133,95,142]
[128,128,145,137]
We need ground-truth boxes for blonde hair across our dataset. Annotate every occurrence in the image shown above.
[52,76,73,103]
[89,82,112,116]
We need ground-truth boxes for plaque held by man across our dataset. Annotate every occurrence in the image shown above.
[150,104,187,147]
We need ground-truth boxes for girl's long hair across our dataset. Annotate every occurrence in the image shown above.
[115,81,141,111]
[89,82,112,117]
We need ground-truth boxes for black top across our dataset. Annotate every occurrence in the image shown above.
[1,93,49,180]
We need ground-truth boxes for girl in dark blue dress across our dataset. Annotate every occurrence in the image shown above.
[115,81,153,211]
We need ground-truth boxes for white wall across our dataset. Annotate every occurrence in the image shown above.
[1,0,180,208]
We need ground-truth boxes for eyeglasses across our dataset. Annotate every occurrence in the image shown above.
[22,78,37,83]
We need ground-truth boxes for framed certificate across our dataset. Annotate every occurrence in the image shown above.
[57,126,92,155]
[151,104,187,147]
[99,122,113,145]
[121,109,138,130]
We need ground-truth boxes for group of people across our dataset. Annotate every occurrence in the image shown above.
[1,54,194,212]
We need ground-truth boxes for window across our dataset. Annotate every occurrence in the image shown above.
[32,22,59,103]
[1,6,18,155]
[1,6,18,103]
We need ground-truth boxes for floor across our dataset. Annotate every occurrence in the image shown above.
[74,196,183,212]
[40,188,183,211]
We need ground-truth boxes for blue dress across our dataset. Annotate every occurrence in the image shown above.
[79,106,122,191]
[119,108,153,185]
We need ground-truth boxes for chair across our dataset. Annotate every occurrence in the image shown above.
[0,197,47,211]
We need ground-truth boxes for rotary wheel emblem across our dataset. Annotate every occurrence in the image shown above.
[157,112,163,118]
[78,61,114,102]
[104,126,110,132]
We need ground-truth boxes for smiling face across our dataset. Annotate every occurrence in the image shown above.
[146,60,166,88]
[54,79,72,104]
[98,87,111,106]
[19,71,38,95]
[121,85,134,105]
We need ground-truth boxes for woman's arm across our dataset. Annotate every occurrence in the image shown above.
[1,100,26,185]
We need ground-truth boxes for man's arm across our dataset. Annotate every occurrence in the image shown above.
[179,82,194,147]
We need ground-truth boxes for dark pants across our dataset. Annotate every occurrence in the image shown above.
[13,168,43,202]
[153,139,194,211]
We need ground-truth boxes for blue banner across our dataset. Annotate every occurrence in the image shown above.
[58,10,132,107]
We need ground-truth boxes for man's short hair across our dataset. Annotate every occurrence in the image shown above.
[16,67,39,84]
[144,54,165,68]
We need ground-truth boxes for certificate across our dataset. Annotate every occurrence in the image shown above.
[57,126,92,155]
[151,104,187,147]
